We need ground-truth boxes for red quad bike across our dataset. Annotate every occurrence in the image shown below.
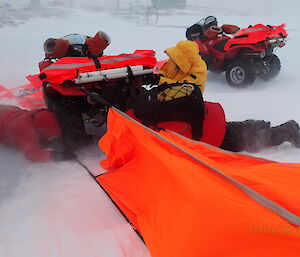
[187,21,288,87]
[38,50,157,149]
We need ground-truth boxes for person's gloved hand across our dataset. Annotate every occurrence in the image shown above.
[52,151,76,161]
[142,73,161,85]
[48,136,66,152]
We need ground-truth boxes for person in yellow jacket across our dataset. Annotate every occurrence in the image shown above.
[134,40,207,140]
[158,40,207,92]
[144,40,207,95]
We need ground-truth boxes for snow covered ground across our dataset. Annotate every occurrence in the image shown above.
[0,0,300,256]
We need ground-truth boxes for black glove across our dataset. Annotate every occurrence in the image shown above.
[142,73,161,85]
[52,151,76,161]
[48,136,66,152]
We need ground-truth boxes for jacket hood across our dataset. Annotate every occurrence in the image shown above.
[165,40,199,73]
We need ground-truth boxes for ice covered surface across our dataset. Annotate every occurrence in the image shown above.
[0,1,300,256]
[0,144,150,257]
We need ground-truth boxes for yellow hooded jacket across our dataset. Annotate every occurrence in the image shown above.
[158,40,207,100]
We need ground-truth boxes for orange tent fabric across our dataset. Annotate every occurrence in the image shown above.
[97,108,300,257]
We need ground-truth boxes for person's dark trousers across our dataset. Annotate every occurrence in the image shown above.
[158,92,204,140]
[220,120,300,153]
[133,85,205,140]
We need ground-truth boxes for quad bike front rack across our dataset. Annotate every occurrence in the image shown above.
[74,65,153,84]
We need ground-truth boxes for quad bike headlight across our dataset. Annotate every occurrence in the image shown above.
[268,37,286,47]
[277,37,286,47]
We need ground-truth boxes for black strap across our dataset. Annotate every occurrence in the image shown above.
[88,53,101,69]
[39,73,47,80]
[93,57,101,69]
[126,65,134,79]
[158,82,200,92]
[189,74,197,79]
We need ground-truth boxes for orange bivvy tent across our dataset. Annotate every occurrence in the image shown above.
[97,108,300,257]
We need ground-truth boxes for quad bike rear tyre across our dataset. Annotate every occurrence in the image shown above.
[225,61,257,87]
[259,55,281,81]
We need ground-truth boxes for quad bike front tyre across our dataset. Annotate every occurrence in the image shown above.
[44,92,88,151]
[259,54,281,81]
[225,61,257,87]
